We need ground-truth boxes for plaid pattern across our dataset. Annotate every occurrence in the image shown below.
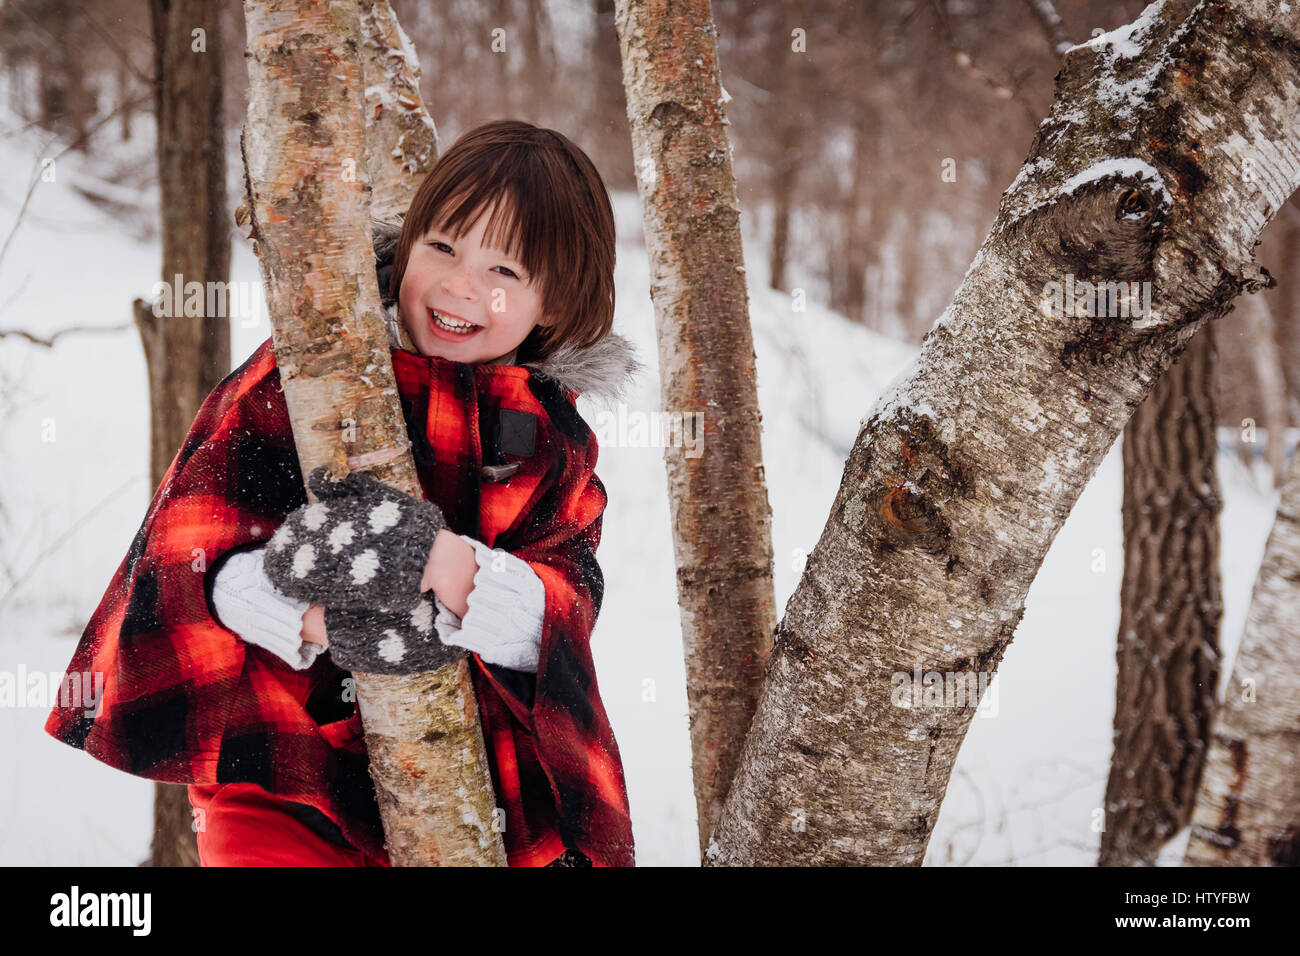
[45,336,635,867]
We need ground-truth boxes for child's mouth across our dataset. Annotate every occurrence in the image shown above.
[428,308,483,340]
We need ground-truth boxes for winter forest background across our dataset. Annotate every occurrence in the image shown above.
[0,0,1296,866]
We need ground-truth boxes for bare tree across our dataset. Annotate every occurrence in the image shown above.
[766,0,805,293]
[614,0,777,854]
[588,0,634,190]
[138,0,231,868]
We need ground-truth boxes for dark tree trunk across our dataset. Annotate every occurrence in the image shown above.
[140,0,230,868]
[836,101,872,324]
[1100,322,1223,866]
[767,0,804,293]
[590,0,633,189]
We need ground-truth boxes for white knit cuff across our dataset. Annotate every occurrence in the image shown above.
[211,547,324,671]
[430,534,545,673]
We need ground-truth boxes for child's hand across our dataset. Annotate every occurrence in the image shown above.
[265,465,448,612]
[301,605,328,647]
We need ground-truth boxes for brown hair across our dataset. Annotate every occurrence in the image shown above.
[387,120,616,364]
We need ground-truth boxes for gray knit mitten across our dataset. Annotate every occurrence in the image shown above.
[322,593,464,674]
[264,465,448,611]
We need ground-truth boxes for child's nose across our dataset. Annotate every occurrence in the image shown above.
[440,263,477,298]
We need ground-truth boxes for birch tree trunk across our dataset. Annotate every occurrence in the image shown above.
[614,0,778,854]
[139,0,230,869]
[706,0,1300,865]
[357,0,439,224]
[355,0,438,354]
[241,0,505,866]
[1099,322,1222,866]
[1183,439,1300,865]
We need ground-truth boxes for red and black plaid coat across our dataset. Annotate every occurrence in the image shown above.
[45,331,640,867]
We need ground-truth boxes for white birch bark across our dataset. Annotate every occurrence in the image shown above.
[706,0,1300,865]
[1183,441,1300,865]
[614,0,778,853]
[357,0,439,222]
[242,0,505,866]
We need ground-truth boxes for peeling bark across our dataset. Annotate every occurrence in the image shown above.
[357,0,439,223]
[1184,439,1300,865]
[241,0,504,866]
[706,0,1300,865]
[614,0,778,854]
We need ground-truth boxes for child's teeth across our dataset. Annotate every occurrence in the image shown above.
[434,310,476,332]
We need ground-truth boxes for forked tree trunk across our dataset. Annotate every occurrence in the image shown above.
[704,0,1300,865]
[1099,322,1222,866]
[357,0,439,224]
[356,0,439,354]
[241,0,504,866]
[1184,436,1300,865]
[140,0,231,869]
[614,0,778,855]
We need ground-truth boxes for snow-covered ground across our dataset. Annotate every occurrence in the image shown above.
[0,108,1288,867]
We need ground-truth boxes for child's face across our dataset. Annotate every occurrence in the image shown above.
[398,202,552,364]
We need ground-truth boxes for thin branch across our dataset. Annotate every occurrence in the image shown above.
[56,89,155,156]
[1024,0,1075,57]
[0,323,133,347]
[928,0,1041,127]
[70,0,156,86]
[0,473,147,613]
[0,275,31,321]
[0,90,153,273]
[0,115,49,140]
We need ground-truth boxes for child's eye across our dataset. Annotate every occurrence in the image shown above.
[426,240,521,278]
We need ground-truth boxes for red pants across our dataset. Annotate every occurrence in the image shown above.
[187,782,591,866]
[187,783,388,867]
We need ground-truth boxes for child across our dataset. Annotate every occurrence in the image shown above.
[45,120,644,867]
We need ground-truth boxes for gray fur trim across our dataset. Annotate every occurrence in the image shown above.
[521,331,644,405]
[371,218,646,404]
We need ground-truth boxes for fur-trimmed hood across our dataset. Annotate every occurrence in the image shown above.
[371,219,645,406]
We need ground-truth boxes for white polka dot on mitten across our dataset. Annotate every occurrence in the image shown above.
[263,465,448,611]
[322,593,463,674]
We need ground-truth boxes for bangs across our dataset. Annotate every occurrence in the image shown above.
[432,185,528,272]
